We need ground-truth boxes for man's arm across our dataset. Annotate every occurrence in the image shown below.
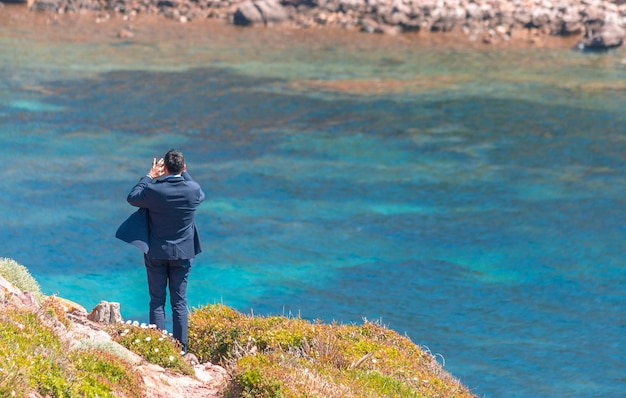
[127,158,163,207]
[127,176,153,208]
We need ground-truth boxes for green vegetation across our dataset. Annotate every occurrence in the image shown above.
[0,299,144,397]
[0,257,42,296]
[1,259,474,397]
[108,322,195,376]
[190,304,475,398]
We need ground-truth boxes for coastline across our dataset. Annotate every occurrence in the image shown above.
[0,0,617,50]
[2,5,626,396]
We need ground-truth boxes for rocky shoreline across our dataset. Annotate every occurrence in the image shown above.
[1,0,624,49]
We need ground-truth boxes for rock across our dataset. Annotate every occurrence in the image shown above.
[233,0,288,26]
[233,0,264,25]
[431,8,461,32]
[513,8,533,27]
[255,0,288,24]
[361,17,381,33]
[557,11,583,35]
[530,7,552,28]
[118,27,135,38]
[338,0,361,12]
[0,274,21,295]
[50,296,88,314]
[582,7,606,23]
[30,0,61,12]
[194,361,230,386]
[87,300,123,324]
[578,18,625,50]
[0,275,38,307]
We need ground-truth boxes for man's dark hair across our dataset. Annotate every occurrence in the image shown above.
[164,149,185,175]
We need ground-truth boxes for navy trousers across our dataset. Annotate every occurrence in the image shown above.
[144,255,192,353]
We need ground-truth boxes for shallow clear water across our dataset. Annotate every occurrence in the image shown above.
[1,9,626,397]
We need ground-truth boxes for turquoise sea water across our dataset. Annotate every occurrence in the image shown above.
[1,10,626,397]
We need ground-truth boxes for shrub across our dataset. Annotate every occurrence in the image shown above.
[0,257,41,295]
[0,306,145,397]
[236,354,286,398]
[108,322,195,376]
[70,350,145,398]
[189,304,475,398]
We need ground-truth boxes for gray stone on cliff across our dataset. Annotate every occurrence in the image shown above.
[30,0,61,12]
[556,9,584,35]
[338,0,361,13]
[233,0,288,25]
[256,0,288,23]
[234,1,264,25]
[0,274,38,307]
[87,300,123,324]
[579,13,626,50]
[430,7,463,32]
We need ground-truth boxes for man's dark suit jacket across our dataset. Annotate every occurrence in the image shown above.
[116,171,205,259]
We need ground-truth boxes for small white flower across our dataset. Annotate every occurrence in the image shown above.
[145,337,151,341]
[149,324,157,329]
[169,356,174,362]
[126,320,132,325]
[154,348,159,353]
[134,339,141,344]
[132,321,139,327]
[140,323,148,329]
[372,358,378,363]
[123,329,129,334]
[158,337,164,341]
[162,329,169,335]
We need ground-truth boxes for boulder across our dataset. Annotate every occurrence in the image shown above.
[557,11,583,35]
[361,18,400,34]
[338,0,361,12]
[530,7,552,28]
[233,0,264,25]
[361,17,381,33]
[578,19,625,50]
[431,8,462,32]
[87,300,123,324]
[233,0,288,26]
[30,0,60,12]
[255,0,288,24]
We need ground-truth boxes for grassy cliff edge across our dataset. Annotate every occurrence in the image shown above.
[1,258,475,397]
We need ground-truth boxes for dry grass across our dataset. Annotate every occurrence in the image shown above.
[189,304,475,398]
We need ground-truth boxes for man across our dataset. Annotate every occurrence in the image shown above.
[123,149,205,353]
